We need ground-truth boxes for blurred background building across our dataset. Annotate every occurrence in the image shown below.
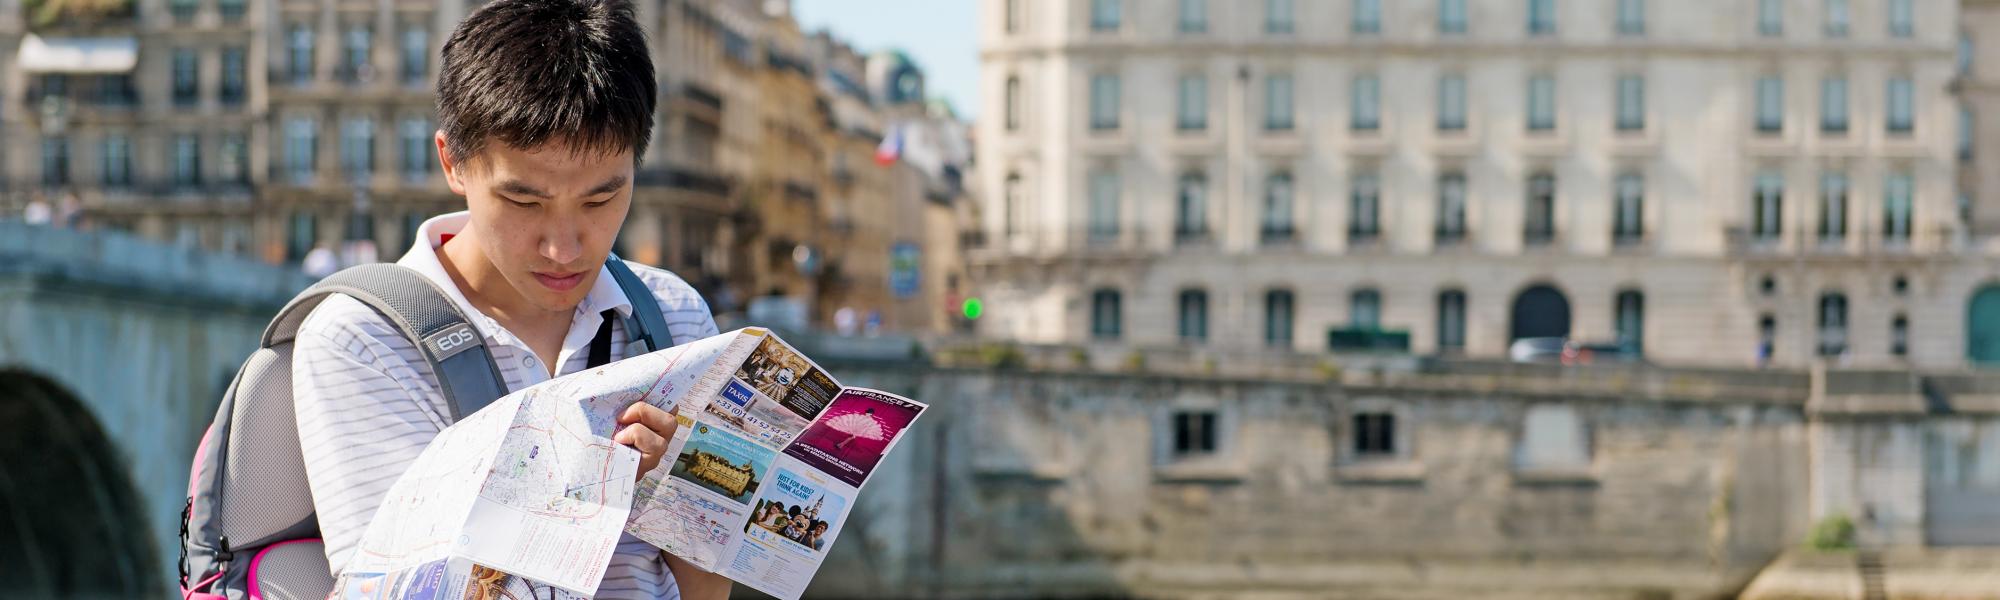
[0,0,977,334]
[969,0,2000,370]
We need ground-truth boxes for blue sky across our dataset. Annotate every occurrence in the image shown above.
[793,0,981,119]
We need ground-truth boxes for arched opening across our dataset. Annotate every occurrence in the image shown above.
[0,368,157,596]
[1510,284,1572,342]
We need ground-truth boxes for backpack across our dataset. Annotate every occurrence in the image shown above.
[179,256,675,600]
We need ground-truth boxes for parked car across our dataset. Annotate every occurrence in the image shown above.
[1561,341,1645,365]
[1508,337,1568,363]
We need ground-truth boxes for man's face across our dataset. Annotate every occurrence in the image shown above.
[442,135,633,314]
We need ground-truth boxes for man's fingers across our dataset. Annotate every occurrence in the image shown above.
[624,402,680,438]
[619,423,667,457]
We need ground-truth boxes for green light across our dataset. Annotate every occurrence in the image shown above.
[961,297,984,320]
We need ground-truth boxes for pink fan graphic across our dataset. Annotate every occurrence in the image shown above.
[786,390,923,487]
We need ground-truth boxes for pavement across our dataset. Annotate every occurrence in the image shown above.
[1741,548,2000,599]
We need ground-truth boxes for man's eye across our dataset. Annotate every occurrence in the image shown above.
[585,199,612,208]
[503,196,535,208]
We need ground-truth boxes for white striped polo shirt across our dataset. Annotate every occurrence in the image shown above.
[292,211,719,599]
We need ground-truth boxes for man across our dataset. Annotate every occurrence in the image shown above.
[290,0,731,597]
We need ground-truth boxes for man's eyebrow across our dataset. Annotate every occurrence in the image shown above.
[584,175,628,198]
[495,180,553,199]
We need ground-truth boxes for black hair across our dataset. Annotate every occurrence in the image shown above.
[436,0,657,166]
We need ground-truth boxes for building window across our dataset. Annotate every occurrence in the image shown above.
[95,74,133,107]
[1759,314,1779,364]
[1263,172,1295,243]
[1528,0,1556,36]
[289,24,314,85]
[1177,74,1207,131]
[1759,0,1783,36]
[288,212,317,262]
[1894,275,1910,296]
[1818,292,1848,357]
[220,133,247,185]
[1088,168,1119,240]
[1171,410,1218,457]
[1616,0,1644,36]
[400,116,434,182]
[1176,171,1208,244]
[1884,173,1913,244]
[172,48,199,107]
[41,136,68,187]
[220,46,246,105]
[1961,106,1975,162]
[173,134,201,188]
[1614,172,1644,243]
[1887,77,1914,134]
[286,117,318,184]
[1516,405,1589,471]
[1616,290,1644,353]
[1352,0,1380,34]
[343,24,373,83]
[400,25,429,87]
[1351,172,1381,241]
[1889,0,1912,38]
[1437,73,1466,131]
[1825,0,1849,37]
[1352,74,1381,131]
[342,116,375,180]
[1089,74,1120,131]
[1005,0,1021,33]
[1437,172,1467,243]
[1753,171,1783,241]
[1005,75,1022,131]
[1179,289,1209,343]
[1266,0,1294,34]
[1891,314,1909,357]
[1527,75,1556,132]
[1761,275,1778,296]
[1821,76,1848,133]
[1090,0,1120,32]
[1616,75,1645,131]
[1351,289,1382,330]
[1265,74,1294,131]
[1002,172,1024,238]
[1961,34,1974,77]
[1525,172,1556,245]
[1756,75,1784,133]
[1820,172,1848,243]
[1353,412,1396,457]
[219,0,244,23]
[1266,290,1295,348]
[1178,0,1206,33]
[1090,289,1122,339]
[1438,290,1466,352]
[1439,0,1466,34]
[170,0,196,21]
[100,134,130,188]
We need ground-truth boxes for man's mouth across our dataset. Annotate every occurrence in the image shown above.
[533,270,586,292]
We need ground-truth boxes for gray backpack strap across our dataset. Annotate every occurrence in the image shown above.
[264,263,508,421]
[605,255,676,352]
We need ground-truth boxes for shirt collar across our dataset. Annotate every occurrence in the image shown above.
[397,211,635,327]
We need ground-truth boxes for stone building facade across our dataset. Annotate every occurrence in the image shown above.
[970,0,2000,370]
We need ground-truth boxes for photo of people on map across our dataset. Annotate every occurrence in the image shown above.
[782,389,925,488]
[737,336,812,402]
[742,468,848,555]
[667,423,777,505]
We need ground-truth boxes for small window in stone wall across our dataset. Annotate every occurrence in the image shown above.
[1515,404,1590,472]
[1171,409,1217,458]
[1352,412,1396,457]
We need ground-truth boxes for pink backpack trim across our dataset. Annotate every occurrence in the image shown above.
[181,570,224,600]
[247,538,325,600]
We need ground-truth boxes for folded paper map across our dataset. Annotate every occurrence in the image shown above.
[332,328,925,600]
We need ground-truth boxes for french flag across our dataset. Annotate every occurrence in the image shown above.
[874,123,902,166]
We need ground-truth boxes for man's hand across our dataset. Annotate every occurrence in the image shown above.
[614,402,678,481]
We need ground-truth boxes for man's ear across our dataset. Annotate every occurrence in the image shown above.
[437,130,468,196]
